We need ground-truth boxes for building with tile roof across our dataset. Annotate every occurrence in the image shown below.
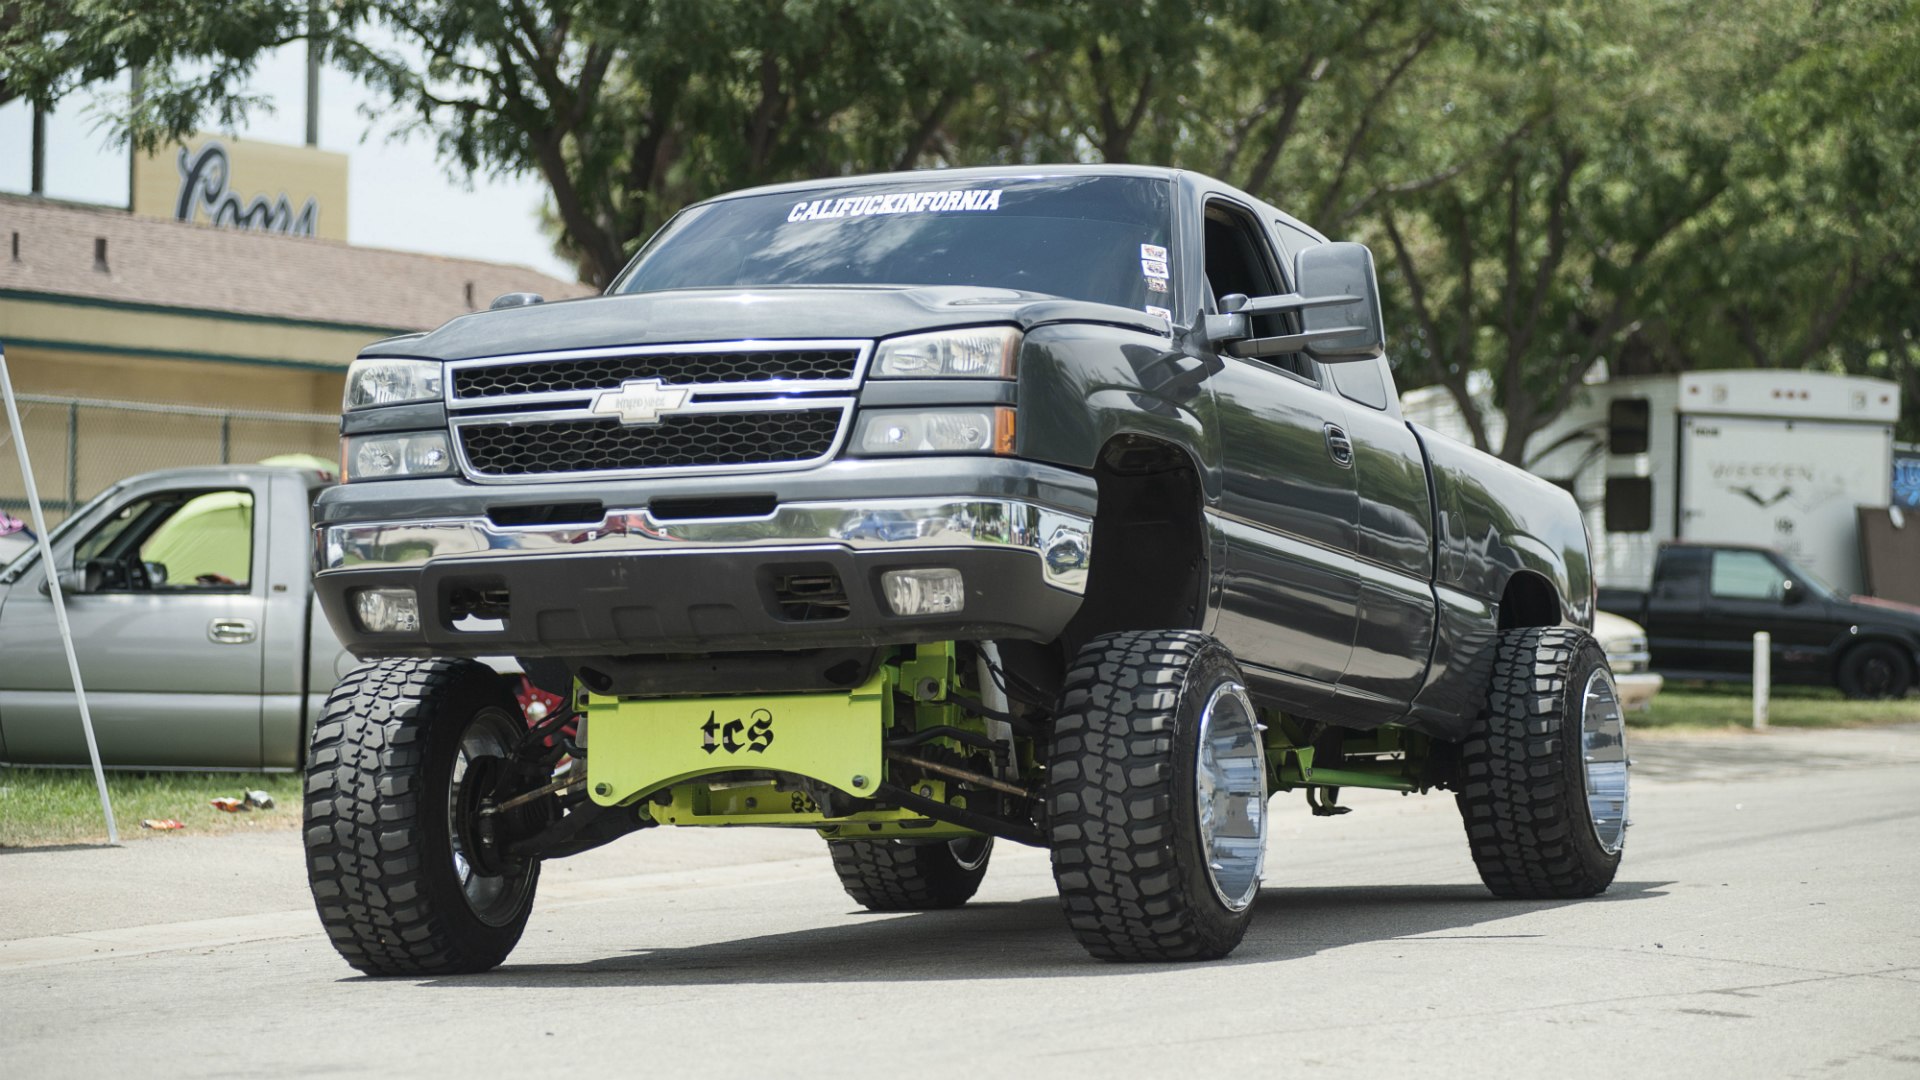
[0,190,590,518]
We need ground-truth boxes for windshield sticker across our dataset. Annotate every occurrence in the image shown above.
[1145,276,1168,293]
[1145,305,1172,322]
[786,188,1004,223]
[1141,243,1168,262]
[1141,259,1169,278]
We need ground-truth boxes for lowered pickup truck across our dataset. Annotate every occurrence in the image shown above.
[0,465,351,768]
[1601,541,1920,699]
[305,165,1626,973]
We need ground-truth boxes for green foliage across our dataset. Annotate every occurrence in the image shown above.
[0,1,307,135]
[1630,683,1920,732]
[1,0,1914,439]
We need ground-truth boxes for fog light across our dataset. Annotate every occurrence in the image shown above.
[882,569,965,615]
[354,587,421,633]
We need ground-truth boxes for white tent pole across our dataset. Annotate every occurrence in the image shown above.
[0,345,118,844]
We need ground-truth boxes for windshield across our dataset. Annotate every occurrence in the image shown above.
[1786,555,1842,599]
[613,175,1174,315]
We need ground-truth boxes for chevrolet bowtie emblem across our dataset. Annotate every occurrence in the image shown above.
[590,378,691,425]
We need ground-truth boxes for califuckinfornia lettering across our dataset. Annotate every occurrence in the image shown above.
[787,189,1004,223]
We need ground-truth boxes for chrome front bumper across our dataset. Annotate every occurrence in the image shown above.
[318,497,1094,595]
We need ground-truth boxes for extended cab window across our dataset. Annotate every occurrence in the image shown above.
[614,175,1172,314]
[1709,550,1783,602]
[1203,202,1313,381]
[73,489,254,592]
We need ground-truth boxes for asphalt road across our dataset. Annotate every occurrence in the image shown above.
[4,725,1918,1078]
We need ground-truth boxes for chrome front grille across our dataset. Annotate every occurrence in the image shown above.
[461,407,845,477]
[451,346,861,401]
[445,339,868,484]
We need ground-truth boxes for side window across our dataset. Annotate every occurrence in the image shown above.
[1609,398,1651,454]
[1654,547,1708,601]
[73,489,254,592]
[1203,201,1315,382]
[1709,550,1783,602]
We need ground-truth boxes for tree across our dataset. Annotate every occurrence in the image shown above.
[1372,0,1920,458]
[0,1,307,129]
[5,0,1915,440]
[1,0,1037,287]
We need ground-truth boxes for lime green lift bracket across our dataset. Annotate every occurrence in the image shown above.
[582,643,989,840]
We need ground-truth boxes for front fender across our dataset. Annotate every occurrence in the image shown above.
[1014,323,1221,498]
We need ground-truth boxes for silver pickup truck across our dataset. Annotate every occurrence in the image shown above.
[0,465,350,769]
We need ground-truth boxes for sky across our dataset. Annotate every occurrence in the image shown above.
[0,35,575,282]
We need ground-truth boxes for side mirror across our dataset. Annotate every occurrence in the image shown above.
[1293,242,1385,364]
[40,565,95,596]
[490,292,545,310]
[1781,579,1805,605]
[1207,242,1388,362]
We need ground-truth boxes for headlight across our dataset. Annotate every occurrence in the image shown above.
[850,408,1015,455]
[344,432,456,480]
[344,358,444,409]
[872,327,1020,378]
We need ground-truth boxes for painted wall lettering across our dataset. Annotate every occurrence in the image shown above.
[174,142,321,238]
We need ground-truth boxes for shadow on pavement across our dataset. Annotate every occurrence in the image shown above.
[412,879,1672,988]
[0,842,119,856]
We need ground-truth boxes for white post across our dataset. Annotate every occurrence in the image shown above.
[0,346,118,843]
[1752,630,1772,732]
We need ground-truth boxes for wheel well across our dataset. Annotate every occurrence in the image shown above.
[1498,571,1561,631]
[1061,434,1208,649]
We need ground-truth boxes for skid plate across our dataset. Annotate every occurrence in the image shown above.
[585,669,887,806]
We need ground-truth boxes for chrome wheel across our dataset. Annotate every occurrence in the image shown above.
[447,709,539,927]
[948,837,993,872]
[1580,668,1629,854]
[1194,682,1268,911]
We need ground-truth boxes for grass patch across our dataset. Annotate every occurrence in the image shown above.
[1629,682,1920,733]
[0,767,304,847]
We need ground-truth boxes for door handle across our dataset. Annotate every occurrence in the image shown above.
[1324,424,1354,468]
[208,618,257,644]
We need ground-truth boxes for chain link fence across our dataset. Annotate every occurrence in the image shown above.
[0,394,338,526]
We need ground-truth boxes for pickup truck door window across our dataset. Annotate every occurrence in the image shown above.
[0,485,267,767]
[1200,198,1361,695]
[1703,549,1838,681]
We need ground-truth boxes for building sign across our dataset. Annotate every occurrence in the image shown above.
[1895,446,1920,509]
[132,133,348,241]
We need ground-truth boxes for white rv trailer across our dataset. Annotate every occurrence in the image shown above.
[1402,370,1901,594]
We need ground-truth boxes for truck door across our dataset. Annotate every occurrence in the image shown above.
[0,476,269,767]
[1200,198,1361,700]
[1322,356,1437,717]
[1696,548,1843,682]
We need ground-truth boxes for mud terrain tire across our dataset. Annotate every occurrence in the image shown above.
[1046,630,1267,962]
[1457,627,1626,899]
[305,658,541,976]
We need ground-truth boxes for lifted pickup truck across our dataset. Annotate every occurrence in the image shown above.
[1600,542,1920,698]
[308,165,1626,972]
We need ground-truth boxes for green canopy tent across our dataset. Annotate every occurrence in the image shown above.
[141,490,254,586]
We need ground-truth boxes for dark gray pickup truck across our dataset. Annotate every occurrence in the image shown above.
[305,165,1624,974]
